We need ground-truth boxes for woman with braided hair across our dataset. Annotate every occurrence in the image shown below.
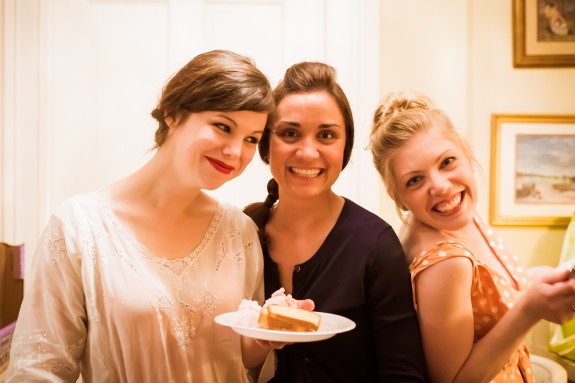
[243,61,427,382]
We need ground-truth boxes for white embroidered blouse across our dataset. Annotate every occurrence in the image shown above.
[6,193,264,383]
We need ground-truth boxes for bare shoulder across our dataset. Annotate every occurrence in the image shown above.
[400,220,446,264]
[414,255,474,316]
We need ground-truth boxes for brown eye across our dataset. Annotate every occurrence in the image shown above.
[273,128,300,142]
[440,157,456,168]
[244,136,259,144]
[215,123,231,133]
[317,130,336,140]
[406,176,422,187]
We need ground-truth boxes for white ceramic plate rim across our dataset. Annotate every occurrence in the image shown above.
[214,311,356,342]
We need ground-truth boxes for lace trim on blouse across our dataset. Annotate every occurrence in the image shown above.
[92,193,223,276]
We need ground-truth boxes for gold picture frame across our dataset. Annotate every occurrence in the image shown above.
[513,0,575,68]
[490,114,575,227]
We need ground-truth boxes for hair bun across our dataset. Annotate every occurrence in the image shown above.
[372,91,434,129]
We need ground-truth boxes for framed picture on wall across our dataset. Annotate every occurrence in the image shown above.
[490,114,575,226]
[512,0,575,68]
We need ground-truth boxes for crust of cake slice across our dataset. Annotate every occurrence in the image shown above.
[258,304,321,332]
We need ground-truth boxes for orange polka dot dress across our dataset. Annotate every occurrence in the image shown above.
[409,216,533,383]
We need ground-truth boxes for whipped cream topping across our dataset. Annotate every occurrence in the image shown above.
[235,287,297,327]
[235,299,262,326]
[263,287,298,308]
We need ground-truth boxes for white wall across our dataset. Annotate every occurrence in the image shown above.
[0,0,381,274]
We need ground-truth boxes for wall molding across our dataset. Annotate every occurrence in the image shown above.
[1,0,16,242]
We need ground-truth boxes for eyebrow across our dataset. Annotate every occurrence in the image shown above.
[218,114,238,127]
[397,149,453,180]
[273,121,342,129]
[273,121,298,129]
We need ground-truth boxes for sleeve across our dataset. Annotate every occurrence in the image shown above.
[366,226,428,382]
[6,213,87,383]
[242,214,265,305]
[410,241,478,310]
[238,210,273,382]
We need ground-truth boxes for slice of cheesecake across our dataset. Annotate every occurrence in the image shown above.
[258,304,321,332]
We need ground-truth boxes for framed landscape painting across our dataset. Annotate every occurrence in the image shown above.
[490,114,575,226]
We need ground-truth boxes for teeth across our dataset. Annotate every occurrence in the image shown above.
[436,193,462,213]
[291,167,321,177]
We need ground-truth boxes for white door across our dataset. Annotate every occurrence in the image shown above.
[1,0,381,277]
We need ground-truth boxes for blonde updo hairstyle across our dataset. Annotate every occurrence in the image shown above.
[369,91,474,220]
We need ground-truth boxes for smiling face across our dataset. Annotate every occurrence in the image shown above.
[167,110,267,190]
[391,126,477,231]
[269,91,346,200]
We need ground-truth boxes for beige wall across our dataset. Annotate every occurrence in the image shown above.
[379,0,574,263]
[379,0,575,374]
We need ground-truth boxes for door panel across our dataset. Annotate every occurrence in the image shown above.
[1,0,380,278]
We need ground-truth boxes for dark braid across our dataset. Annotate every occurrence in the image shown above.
[263,179,279,208]
[243,178,279,244]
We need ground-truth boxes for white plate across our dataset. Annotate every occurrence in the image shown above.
[214,311,356,343]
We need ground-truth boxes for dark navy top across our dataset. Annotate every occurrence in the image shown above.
[264,198,427,382]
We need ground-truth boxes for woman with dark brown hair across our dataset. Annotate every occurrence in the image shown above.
[244,62,427,382]
[7,50,274,382]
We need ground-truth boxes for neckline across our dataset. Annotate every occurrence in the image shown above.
[89,192,223,274]
[267,198,349,268]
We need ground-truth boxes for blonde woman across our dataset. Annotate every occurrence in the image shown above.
[369,91,575,383]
